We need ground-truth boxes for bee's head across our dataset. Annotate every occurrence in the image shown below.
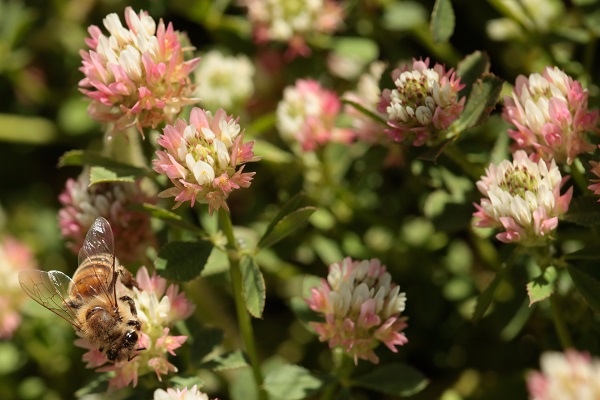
[105,330,141,362]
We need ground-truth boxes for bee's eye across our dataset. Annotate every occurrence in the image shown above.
[124,331,138,347]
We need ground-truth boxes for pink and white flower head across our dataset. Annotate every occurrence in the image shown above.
[473,150,572,246]
[0,236,37,339]
[76,266,195,390]
[153,107,257,214]
[154,385,216,400]
[343,61,388,145]
[276,79,353,152]
[527,350,600,400]
[503,66,599,165]
[241,0,344,58]
[79,7,200,133]
[378,58,465,146]
[306,257,408,364]
[58,172,157,265]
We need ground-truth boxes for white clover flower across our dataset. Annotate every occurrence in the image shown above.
[378,58,465,146]
[528,351,600,400]
[306,258,408,364]
[503,66,598,164]
[473,150,572,245]
[194,50,255,112]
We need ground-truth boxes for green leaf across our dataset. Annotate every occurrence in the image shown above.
[0,114,57,144]
[564,247,600,261]
[430,0,455,43]
[526,266,558,306]
[189,325,224,361]
[60,149,148,184]
[331,37,379,63]
[382,1,428,32]
[563,196,600,226]
[342,99,387,126]
[155,240,213,281]
[241,256,266,318]
[353,363,429,396]
[568,264,600,313]
[263,364,326,400]
[170,375,206,389]
[132,203,205,234]
[456,51,491,98]
[450,74,503,136]
[252,139,294,164]
[200,350,249,371]
[472,258,513,323]
[90,166,136,184]
[258,194,317,249]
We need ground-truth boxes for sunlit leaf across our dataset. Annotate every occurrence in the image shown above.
[258,197,317,249]
[263,364,326,400]
[200,350,249,371]
[241,256,266,318]
[450,74,503,137]
[431,0,455,43]
[526,266,557,306]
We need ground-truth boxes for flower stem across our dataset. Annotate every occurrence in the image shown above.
[550,294,574,350]
[218,208,267,400]
[321,348,354,400]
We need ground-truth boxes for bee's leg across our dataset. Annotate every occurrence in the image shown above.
[119,295,138,317]
[118,267,140,290]
[126,319,141,331]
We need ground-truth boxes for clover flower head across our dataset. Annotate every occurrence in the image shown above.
[154,385,217,400]
[76,266,194,390]
[473,150,572,246]
[306,257,408,364]
[58,173,157,265]
[0,236,37,339]
[377,58,465,146]
[277,79,353,151]
[153,107,257,214]
[527,350,600,400]
[79,7,200,133]
[343,61,388,144]
[195,50,255,112]
[503,66,599,164]
[241,0,344,58]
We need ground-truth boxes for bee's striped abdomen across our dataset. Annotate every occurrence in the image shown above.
[72,254,115,299]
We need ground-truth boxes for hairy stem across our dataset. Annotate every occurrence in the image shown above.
[219,208,267,400]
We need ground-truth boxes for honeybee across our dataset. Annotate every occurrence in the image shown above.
[19,217,144,362]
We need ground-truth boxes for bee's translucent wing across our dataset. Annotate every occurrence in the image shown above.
[18,269,84,331]
[76,217,117,304]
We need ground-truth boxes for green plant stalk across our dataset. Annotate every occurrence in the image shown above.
[550,294,574,350]
[321,348,355,400]
[218,208,267,400]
